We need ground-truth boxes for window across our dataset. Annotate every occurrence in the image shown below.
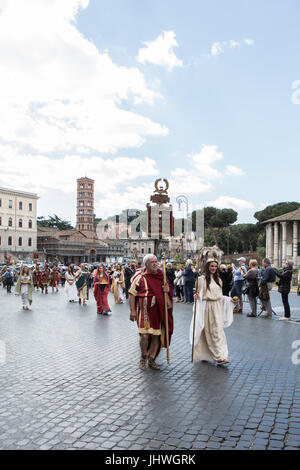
[79,192,84,197]
[88,184,92,189]
[79,209,84,215]
[8,217,12,227]
[28,220,32,229]
[8,236,12,246]
[148,248,151,253]
[19,201,23,210]
[0,216,1,225]
[19,219,22,228]
[9,200,12,208]
[0,198,2,207]
[80,184,84,189]
[87,202,91,206]
[298,242,300,256]
[28,238,32,247]
[141,248,144,254]
[29,203,32,211]
[79,201,84,206]
[18,237,22,246]
[0,236,1,245]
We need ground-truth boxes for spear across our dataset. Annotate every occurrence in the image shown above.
[191,249,201,362]
[162,253,170,364]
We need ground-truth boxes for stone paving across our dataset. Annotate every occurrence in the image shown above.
[0,284,299,450]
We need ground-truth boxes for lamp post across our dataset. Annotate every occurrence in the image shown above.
[176,195,189,259]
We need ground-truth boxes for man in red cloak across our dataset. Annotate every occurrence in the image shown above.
[129,254,174,371]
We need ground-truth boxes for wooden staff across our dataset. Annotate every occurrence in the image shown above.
[191,249,200,362]
[162,253,170,364]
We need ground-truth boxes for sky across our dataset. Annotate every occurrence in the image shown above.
[0,0,300,226]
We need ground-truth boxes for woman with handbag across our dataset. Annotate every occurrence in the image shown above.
[243,259,259,317]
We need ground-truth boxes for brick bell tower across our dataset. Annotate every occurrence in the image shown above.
[76,177,95,237]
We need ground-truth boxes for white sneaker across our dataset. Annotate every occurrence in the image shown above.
[279,317,289,321]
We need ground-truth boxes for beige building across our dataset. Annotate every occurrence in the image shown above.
[0,187,39,262]
[264,208,300,267]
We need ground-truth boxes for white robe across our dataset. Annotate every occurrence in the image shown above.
[65,273,78,302]
[189,276,234,362]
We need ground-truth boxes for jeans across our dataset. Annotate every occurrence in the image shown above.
[263,282,274,315]
[248,295,257,316]
[231,280,244,297]
[281,292,290,318]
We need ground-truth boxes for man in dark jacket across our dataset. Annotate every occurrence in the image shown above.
[273,260,293,320]
[260,258,276,318]
[124,262,136,299]
[3,268,14,293]
[183,260,195,304]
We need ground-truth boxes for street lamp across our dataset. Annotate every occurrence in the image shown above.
[176,195,190,259]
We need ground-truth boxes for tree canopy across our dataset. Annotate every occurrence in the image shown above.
[254,202,300,224]
[37,215,74,231]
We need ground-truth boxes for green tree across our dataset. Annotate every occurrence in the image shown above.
[37,215,74,231]
[254,202,300,224]
[203,207,238,246]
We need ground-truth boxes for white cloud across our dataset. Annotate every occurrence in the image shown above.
[244,38,254,46]
[137,31,183,70]
[169,145,224,195]
[211,42,224,56]
[0,144,159,196]
[229,40,240,49]
[94,183,154,219]
[206,196,254,210]
[0,0,167,155]
[225,165,245,176]
[209,38,254,57]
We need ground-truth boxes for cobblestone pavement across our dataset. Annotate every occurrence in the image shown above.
[0,285,299,451]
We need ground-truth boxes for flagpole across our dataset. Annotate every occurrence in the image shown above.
[162,253,170,364]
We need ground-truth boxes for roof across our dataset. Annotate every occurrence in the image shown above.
[0,186,39,199]
[263,208,300,223]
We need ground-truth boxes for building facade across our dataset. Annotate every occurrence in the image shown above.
[264,209,300,267]
[0,187,38,263]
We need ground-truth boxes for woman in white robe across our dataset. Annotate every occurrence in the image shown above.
[65,266,78,302]
[111,265,125,304]
[190,259,237,365]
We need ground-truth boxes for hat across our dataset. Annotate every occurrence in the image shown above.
[237,257,246,262]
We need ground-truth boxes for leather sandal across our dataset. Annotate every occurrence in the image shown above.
[148,358,160,370]
[139,356,147,371]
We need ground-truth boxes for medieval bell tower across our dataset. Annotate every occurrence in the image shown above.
[76,177,95,236]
